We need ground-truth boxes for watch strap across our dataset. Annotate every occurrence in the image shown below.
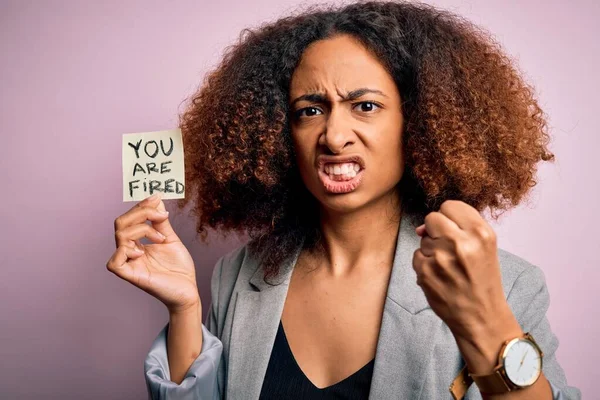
[448,365,474,400]
[470,368,514,394]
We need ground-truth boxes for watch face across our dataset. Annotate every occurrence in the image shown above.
[503,338,542,387]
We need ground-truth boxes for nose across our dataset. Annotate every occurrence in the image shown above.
[318,106,355,153]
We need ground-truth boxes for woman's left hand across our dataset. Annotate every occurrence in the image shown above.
[412,200,523,371]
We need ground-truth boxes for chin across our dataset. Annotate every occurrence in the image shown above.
[317,195,368,214]
[307,181,370,214]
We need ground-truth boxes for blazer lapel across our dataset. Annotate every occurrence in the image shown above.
[368,215,446,400]
[225,239,303,400]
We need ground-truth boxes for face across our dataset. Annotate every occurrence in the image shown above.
[289,34,405,214]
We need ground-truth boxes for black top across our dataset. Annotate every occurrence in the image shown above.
[259,320,375,399]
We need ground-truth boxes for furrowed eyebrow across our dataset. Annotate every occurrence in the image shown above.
[290,88,387,107]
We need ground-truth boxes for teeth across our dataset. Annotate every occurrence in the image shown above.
[324,162,361,176]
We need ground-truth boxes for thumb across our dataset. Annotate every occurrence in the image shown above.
[148,194,180,243]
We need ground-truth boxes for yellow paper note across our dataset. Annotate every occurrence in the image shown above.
[122,129,185,202]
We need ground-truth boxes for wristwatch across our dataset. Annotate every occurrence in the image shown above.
[469,332,544,394]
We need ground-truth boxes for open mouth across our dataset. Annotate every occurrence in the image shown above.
[317,161,365,194]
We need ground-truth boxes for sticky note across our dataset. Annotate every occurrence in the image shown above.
[122,128,185,202]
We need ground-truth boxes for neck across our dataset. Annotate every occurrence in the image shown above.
[312,190,402,278]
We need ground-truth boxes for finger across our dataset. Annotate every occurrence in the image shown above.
[413,246,455,282]
[412,248,427,274]
[151,199,180,244]
[412,248,429,286]
[419,235,436,256]
[106,245,144,279]
[422,211,461,239]
[134,239,144,251]
[114,206,170,234]
[115,223,167,248]
[421,232,458,256]
[438,199,483,231]
[413,253,447,295]
[430,250,460,283]
[128,243,145,259]
[114,192,164,231]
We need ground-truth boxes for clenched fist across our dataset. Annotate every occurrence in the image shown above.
[412,200,523,374]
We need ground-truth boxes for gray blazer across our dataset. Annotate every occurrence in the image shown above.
[144,216,581,399]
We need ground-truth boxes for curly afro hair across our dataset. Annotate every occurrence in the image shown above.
[176,0,554,282]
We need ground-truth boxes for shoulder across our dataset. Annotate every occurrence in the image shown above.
[497,247,547,293]
[215,242,252,278]
[211,241,255,289]
[497,247,550,322]
[209,240,261,303]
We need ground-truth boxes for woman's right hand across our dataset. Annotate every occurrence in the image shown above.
[107,192,201,314]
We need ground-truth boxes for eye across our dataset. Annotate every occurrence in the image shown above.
[294,107,323,119]
[353,101,381,112]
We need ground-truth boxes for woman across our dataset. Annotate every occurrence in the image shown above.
[108,1,581,399]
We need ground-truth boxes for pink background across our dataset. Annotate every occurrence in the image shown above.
[1,0,596,398]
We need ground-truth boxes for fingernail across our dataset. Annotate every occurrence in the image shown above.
[157,231,166,240]
[158,210,169,216]
[134,246,144,253]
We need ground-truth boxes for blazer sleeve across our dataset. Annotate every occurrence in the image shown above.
[144,257,225,400]
[507,264,581,400]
